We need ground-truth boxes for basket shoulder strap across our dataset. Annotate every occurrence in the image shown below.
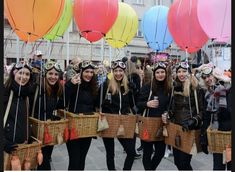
[143,89,152,117]
[4,90,14,127]
[194,89,199,115]
[167,87,174,112]
[31,85,39,117]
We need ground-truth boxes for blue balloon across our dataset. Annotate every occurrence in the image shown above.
[142,5,173,51]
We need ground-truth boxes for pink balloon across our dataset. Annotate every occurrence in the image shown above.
[74,0,118,42]
[197,0,231,42]
[168,0,208,53]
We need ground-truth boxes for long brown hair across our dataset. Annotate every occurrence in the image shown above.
[152,67,172,95]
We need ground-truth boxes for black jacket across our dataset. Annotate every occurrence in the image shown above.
[4,81,33,145]
[100,80,134,115]
[30,86,64,120]
[65,80,96,114]
[137,83,170,117]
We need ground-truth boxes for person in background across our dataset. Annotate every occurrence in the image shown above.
[65,60,98,170]
[65,57,81,82]
[101,60,136,170]
[31,60,64,170]
[198,64,231,170]
[137,62,171,170]
[162,61,204,170]
[125,59,142,159]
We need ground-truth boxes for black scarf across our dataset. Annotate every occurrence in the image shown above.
[10,80,31,97]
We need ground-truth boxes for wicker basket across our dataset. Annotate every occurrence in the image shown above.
[137,116,164,142]
[57,109,99,140]
[98,113,136,138]
[207,126,231,153]
[4,137,42,170]
[164,122,201,154]
[29,117,69,146]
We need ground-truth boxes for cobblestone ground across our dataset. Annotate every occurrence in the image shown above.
[50,137,213,171]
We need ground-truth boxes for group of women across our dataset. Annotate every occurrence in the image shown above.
[3,57,231,171]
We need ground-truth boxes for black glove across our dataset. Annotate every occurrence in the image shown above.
[181,118,197,131]
[4,142,18,154]
[51,115,61,121]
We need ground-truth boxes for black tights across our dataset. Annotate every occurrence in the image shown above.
[142,140,165,170]
[213,153,232,170]
[173,148,193,170]
[102,137,136,170]
[66,138,92,170]
[37,145,53,170]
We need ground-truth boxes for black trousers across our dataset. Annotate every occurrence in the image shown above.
[142,140,166,170]
[102,137,135,170]
[37,145,53,170]
[66,137,92,170]
[173,148,193,170]
[213,153,232,170]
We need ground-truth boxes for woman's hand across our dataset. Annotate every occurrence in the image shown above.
[71,73,81,85]
[147,100,159,108]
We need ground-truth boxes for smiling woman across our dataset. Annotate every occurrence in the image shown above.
[30,60,64,170]
[3,61,33,157]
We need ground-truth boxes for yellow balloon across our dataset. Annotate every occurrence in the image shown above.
[105,2,138,48]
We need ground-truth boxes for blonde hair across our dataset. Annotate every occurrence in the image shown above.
[181,74,198,97]
[108,73,129,95]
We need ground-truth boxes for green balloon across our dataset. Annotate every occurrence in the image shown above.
[44,0,73,41]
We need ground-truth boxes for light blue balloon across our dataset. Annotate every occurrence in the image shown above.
[142,5,173,51]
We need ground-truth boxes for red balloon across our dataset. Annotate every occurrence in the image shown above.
[74,0,118,42]
[167,0,208,53]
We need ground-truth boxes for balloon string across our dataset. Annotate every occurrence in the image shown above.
[90,43,93,61]
[220,0,228,39]
[211,39,214,64]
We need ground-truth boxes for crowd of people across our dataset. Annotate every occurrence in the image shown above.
[3,50,232,171]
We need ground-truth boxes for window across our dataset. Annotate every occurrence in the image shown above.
[133,0,144,5]
[136,19,143,37]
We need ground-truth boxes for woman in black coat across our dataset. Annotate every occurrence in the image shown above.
[31,60,64,170]
[137,62,171,170]
[65,60,98,170]
[4,62,34,153]
[101,60,136,170]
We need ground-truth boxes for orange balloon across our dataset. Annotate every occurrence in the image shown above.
[4,0,65,42]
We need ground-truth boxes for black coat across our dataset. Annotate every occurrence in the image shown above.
[4,81,34,145]
[137,83,170,117]
[29,86,64,120]
[100,80,134,115]
[65,80,96,114]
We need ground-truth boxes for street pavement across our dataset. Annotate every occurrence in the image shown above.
[50,137,213,171]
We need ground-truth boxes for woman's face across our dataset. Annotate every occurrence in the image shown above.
[154,68,166,81]
[14,67,31,86]
[202,74,216,87]
[46,68,59,85]
[82,68,94,82]
[177,68,189,82]
[113,67,125,81]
